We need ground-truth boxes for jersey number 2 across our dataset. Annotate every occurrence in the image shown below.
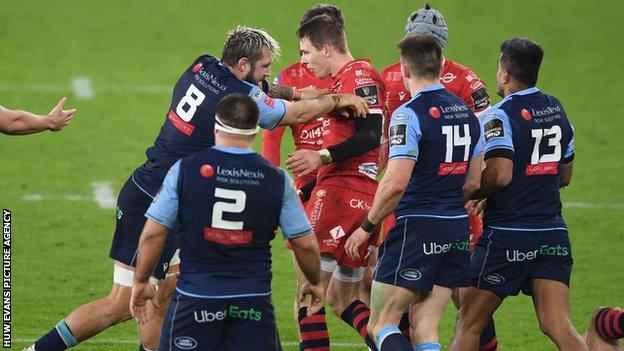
[212,188,246,230]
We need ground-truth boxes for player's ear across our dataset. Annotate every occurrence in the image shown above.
[236,57,250,73]
[322,44,331,58]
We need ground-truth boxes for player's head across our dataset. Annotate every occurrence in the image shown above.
[221,26,281,85]
[496,37,544,97]
[404,3,448,51]
[397,35,442,88]
[214,93,260,143]
[297,13,348,79]
[300,4,345,31]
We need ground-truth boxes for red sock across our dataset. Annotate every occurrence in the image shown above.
[298,307,330,351]
[596,307,624,340]
[340,300,378,351]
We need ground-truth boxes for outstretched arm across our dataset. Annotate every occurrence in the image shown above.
[0,97,76,135]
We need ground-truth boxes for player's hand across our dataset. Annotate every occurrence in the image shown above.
[47,97,77,132]
[331,94,369,117]
[465,199,486,216]
[345,227,371,260]
[298,282,325,316]
[286,149,323,177]
[298,87,331,100]
[129,281,157,325]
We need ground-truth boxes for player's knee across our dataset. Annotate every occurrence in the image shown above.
[105,285,133,322]
[326,287,347,316]
[537,313,573,339]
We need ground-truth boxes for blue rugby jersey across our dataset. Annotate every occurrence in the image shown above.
[146,146,311,298]
[388,84,482,218]
[133,55,286,196]
[480,87,574,230]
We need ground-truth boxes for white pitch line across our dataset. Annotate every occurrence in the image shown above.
[90,181,116,209]
[71,76,94,99]
[0,82,171,96]
[13,338,363,348]
[564,201,624,209]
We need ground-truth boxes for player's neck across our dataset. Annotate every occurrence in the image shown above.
[407,77,440,96]
[503,81,531,97]
[215,134,253,150]
[330,53,355,76]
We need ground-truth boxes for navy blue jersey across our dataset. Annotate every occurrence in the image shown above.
[133,55,286,196]
[388,84,482,218]
[146,146,311,298]
[481,87,575,230]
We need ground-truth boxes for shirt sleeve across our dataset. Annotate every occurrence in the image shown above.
[481,108,514,155]
[472,118,485,158]
[461,71,490,113]
[248,84,287,130]
[279,170,313,239]
[388,106,421,161]
[563,124,575,163]
[145,160,181,229]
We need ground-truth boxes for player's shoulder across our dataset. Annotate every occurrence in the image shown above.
[339,59,381,79]
[442,58,485,87]
[381,61,401,76]
[391,100,420,124]
[443,58,479,79]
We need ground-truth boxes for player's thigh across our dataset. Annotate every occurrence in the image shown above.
[327,265,365,308]
[525,231,573,295]
[409,284,453,322]
[159,293,226,351]
[224,295,280,351]
[369,280,421,336]
[456,286,503,333]
[470,227,535,297]
[531,278,573,329]
[434,219,471,289]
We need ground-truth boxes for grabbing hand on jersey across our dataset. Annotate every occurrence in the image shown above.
[129,281,158,325]
[344,227,371,260]
[285,149,322,177]
[297,86,331,100]
[465,199,486,216]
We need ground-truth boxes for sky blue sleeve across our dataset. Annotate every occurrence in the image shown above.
[145,160,180,229]
[388,106,421,161]
[481,108,514,154]
[564,124,575,158]
[472,119,485,158]
[248,84,286,130]
[279,170,313,240]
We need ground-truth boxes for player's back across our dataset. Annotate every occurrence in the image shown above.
[390,84,481,217]
[317,59,384,194]
[175,146,285,297]
[482,88,574,229]
[134,55,258,195]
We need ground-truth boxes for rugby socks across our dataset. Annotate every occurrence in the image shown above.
[298,306,330,351]
[34,319,78,350]
[376,325,412,351]
[340,300,378,351]
[399,312,411,341]
[414,342,441,351]
[479,318,498,351]
[595,307,624,339]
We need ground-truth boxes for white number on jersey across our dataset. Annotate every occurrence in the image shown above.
[176,84,205,122]
[442,124,471,162]
[530,126,562,164]
[212,188,246,230]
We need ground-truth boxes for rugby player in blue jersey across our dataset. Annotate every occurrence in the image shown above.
[449,38,586,351]
[345,35,483,351]
[130,93,323,351]
[26,27,366,351]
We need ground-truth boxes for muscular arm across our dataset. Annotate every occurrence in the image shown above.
[366,158,414,225]
[470,155,513,200]
[134,219,168,283]
[0,97,76,135]
[463,154,483,200]
[268,83,296,100]
[279,94,368,126]
[560,161,573,187]
[290,232,321,285]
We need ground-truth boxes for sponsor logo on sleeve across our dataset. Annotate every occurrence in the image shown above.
[471,87,490,111]
[264,95,275,109]
[250,90,262,102]
[391,113,409,121]
[483,117,504,141]
[389,124,407,146]
[354,85,379,106]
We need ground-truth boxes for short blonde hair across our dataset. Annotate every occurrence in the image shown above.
[221,26,280,66]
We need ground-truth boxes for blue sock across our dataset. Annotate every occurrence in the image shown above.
[414,342,441,351]
[34,320,78,351]
[376,325,412,351]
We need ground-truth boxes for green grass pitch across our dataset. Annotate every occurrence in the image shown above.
[1,0,623,350]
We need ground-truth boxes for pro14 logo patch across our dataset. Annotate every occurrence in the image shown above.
[389,124,407,146]
[484,117,504,141]
[354,85,379,106]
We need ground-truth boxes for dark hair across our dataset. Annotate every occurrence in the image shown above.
[397,35,442,80]
[221,26,280,67]
[500,37,543,87]
[215,93,260,130]
[300,4,345,31]
[297,14,347,54]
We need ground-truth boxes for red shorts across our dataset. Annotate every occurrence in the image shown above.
[305,184,379,268]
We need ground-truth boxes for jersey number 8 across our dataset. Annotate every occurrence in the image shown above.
[176,84,206,122]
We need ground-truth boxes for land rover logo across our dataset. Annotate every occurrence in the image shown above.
[399,269,422,281]
[483,273,505,285]
[174,336,198,350]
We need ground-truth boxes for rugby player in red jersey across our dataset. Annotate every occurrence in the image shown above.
[285,11,384,351]
[374,4,499,351]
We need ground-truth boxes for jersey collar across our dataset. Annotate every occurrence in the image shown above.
[213,145,255,154]
[498,87,540,105]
